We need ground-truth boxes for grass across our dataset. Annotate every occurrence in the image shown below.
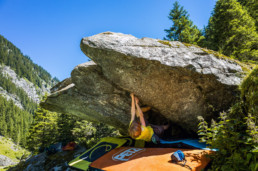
[0,136,30,163]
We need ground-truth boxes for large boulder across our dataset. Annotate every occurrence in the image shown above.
[41,32,246,135]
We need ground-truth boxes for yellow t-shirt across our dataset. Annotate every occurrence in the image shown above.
[135,125,154,142]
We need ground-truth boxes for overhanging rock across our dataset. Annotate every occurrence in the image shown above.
[41,32,245,134]
[41,62,130,133]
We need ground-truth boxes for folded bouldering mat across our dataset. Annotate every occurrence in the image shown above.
[159,139,210,150]
[68,137,128,171]
[90,147,212,171]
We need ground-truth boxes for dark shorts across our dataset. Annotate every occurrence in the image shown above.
[150,124,164,144]
[150,124,165,137]
[144,119,164,144]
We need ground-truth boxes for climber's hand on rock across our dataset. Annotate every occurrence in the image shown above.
[135,96,139,104]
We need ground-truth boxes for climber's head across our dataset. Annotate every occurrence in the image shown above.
[129,119,141,139]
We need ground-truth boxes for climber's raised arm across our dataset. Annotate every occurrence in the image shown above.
[135,97,146,127]
[130,93,136,123]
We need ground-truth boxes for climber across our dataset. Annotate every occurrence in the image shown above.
[129,93,170,144]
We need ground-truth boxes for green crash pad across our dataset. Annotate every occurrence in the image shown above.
[68,137,127,171]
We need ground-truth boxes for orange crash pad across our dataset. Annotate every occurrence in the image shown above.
[90,147,211,171]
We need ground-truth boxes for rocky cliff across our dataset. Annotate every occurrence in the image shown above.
[0,64,54,105]
[41,32,248,135]
[0,34,58,108]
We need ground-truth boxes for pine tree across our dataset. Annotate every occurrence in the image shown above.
[238,0,258,31]
[164,1,204,45]
[56,113,76,144]
[72,120,119,148]
[26,106,58,151]
[205,0,258,61]
[0,95,32,146]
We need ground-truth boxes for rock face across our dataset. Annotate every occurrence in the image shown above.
[0,86,24,109]
[41,32,244,135]
[9,147,86,171]
[41,61,130,133]
[0,64,57,105]
[0,155,17,167]
[1,65,39,103]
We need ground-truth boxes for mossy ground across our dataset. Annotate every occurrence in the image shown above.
[182,42,194,47]
[0,136,30,170]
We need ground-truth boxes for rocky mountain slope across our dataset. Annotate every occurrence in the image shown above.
[0,34,58,107]
[0,34,58,168]
[0,65,46,104]
[0,136,30,167]
[0,35,58,106]
[41,32,251,136]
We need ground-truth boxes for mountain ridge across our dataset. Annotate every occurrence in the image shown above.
[0,34,58,107]
[0,34,58,150]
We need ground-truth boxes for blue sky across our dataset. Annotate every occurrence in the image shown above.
[0,0,216,80]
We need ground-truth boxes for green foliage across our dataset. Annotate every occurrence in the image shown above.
[164,1,205,46]
[0,35,56,88]
[240,66,258,121]
[238,0,258,31]
[0,35,58,148]
[56,113,119,148]
[198,67,258,171]
[205,0,258,62]
[72,120,120,148]
[26,106,59,152]
[26,102,120,152]
[0,95,33,146]
[56,113,77,144]
[26,108,78,152]
[0,136,30,162]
